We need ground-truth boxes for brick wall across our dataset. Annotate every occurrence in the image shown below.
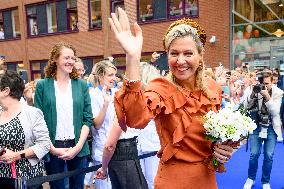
[0,0,231,78]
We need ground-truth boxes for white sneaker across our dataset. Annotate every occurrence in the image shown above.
[277,137,283,142]
[262,183,271,189]
[243,178,255,189]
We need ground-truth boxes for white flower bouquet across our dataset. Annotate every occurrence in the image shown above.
[203,104,257,172]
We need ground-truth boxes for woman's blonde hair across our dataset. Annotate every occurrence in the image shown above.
[164,19,209,96]
[140,62,161,89]
[45,42,79,79]
[92,60,117,88]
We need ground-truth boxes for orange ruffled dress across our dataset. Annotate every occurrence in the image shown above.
[114,77,222,189]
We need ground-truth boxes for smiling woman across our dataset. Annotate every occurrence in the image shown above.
[34,43,93,189]
[108,8,235,189]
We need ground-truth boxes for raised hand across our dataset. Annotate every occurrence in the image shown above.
[102,86,111,105]
[108,7,143,58]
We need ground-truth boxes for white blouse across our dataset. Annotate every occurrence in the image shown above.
[54,80,75,140]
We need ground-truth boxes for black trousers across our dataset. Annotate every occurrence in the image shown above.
[108,137,148,189]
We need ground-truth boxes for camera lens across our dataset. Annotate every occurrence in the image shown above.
[253,84,261,93]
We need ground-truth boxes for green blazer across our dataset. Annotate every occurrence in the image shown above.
[34,78,93,157]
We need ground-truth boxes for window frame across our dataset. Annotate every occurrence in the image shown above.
[110,0,125,15]
[88,0,103,30]
[137,0,199,24]
[0,7,21,42]
[25,0,79,38]
[4,61,23,71]
[29,60,48,80]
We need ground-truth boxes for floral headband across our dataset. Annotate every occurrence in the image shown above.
[163,18,206,50]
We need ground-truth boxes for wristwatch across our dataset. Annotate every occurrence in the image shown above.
[20,152,25,159]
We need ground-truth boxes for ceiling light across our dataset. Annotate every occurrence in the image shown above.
[273,29,284,37]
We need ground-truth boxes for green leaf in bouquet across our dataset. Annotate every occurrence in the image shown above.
[205,135,219,142]
[212,158,219,167]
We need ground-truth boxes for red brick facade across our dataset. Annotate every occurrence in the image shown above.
[0,0,231,79]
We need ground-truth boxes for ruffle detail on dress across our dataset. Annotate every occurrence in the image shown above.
[147,78,222,162]
[146,78,187,115]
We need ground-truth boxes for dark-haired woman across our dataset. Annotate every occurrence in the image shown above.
[34,43,93,189]
[0,70,51,189]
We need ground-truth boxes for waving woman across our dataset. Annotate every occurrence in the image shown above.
[109,8,234,189]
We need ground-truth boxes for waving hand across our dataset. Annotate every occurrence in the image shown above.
[108,7,143,58]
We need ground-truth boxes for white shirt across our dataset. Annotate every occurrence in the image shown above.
[54,80,75,140]
[137,120,160,154]
[0,31,4,39]
[119,127,140,140]
[90,87,118,162]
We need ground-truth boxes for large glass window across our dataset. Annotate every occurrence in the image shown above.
[232,0,284,70]
[26,0,78,37]
[89,0,102,29]
[0,8,21,40]
[138,0,199,23]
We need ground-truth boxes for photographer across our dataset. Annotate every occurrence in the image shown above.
[242,71,283,189]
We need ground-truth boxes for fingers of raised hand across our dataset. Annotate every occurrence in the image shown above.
[119,8,130,31]
[110,12,122,33]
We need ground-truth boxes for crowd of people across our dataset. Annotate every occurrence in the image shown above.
[0,8,283,189]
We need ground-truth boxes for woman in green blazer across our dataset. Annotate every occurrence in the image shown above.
[34,43,93,189]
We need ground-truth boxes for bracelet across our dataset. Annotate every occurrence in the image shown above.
[124,76,141,83]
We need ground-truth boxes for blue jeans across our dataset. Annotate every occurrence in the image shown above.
[248,125,277,184]
[45,154,87,189]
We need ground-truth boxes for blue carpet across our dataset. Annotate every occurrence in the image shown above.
[216,142,284,189]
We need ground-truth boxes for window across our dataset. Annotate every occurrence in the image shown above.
[26,0,78,37]
[46,3,57,33]
[138,0,199,23]
[5,62,23,71]
[67,0,78,31]
[30,60,47,80]
[112,54,126,74]
[0,8,21,40]
[89,0,102,29]
[27,7,38,36]
[231,0,284,70]
[111,0,125,14]
[81,56,103,76]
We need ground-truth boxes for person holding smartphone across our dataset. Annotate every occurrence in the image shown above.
[85,60,117,189]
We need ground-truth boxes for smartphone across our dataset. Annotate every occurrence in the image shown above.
[0,148,5,156]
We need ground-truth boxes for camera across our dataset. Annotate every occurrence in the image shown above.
[259,114,270,138]
[252,73,265,93]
